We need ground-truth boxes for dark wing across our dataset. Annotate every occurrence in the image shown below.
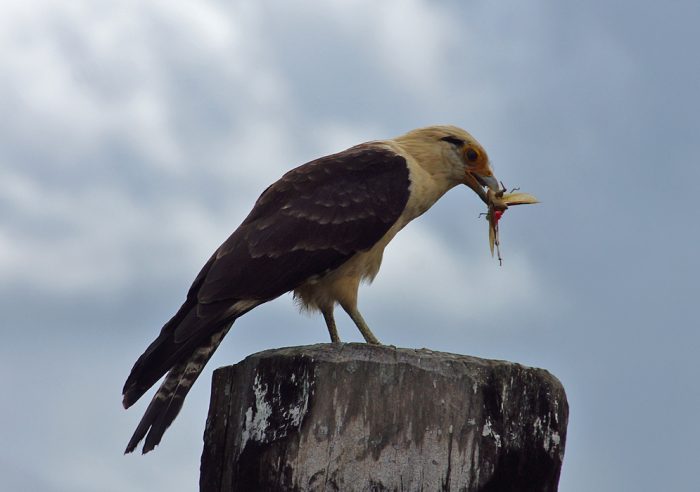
[196,143,411,305]
[123,143,410,453]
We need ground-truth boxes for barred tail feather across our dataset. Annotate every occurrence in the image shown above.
[122,300,200,409]
[124,326,231,454]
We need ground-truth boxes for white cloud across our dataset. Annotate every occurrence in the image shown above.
[333,0,457,92]
[0,0,299,296]
[0,0,565,315]
[370,221,554,330]
[0,3,572,490]
[0,176,140,294]
[287,0,457,95]
[308,121,385,156]
[6,2,698,492]
[1,0,462,299]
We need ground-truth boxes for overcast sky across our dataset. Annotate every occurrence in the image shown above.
[2,1,699,491]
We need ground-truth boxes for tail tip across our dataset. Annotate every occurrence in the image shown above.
[122,388,137,409]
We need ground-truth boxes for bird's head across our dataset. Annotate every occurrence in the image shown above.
[395,125,500,204]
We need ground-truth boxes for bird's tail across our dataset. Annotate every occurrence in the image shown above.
[122,296,206,407]
[123,323,232,454]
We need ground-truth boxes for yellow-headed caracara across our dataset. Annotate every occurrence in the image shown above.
[123,125,501,453]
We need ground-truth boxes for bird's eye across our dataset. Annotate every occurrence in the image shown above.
[441,135,464,147]
[466,148,479,162]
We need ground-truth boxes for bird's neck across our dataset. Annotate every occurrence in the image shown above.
[393,137,463,190]
[404,165,457,221]
[378,139,461,223]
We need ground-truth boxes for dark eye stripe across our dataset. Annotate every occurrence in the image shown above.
[440,135,464,147]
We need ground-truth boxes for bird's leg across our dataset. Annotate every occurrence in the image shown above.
[341,304,381,345]
[322,308,341,344]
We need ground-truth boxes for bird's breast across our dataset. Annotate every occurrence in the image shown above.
[293,222,400,312]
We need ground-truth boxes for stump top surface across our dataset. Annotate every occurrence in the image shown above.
[232,343,562,387]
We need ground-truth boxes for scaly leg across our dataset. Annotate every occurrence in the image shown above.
[322,308,341,344]
[341,304,381,345]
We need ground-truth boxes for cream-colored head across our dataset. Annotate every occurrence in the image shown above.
[393,125,500,202]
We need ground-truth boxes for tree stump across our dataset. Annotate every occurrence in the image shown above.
[200,344,568,491]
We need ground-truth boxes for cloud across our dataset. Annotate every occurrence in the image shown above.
[320,0,458,93]
[368,220,557,331]
[12,1,697,491]
[0,0,494,304]
[0,0,297,298]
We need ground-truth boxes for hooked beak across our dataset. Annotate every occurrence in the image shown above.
[465,170,500,204]
[474,174,500,192]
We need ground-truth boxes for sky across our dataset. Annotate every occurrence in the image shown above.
[1,1,699,490]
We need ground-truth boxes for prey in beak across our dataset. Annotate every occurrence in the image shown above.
[479,183,540,265]
[443,131,539,264]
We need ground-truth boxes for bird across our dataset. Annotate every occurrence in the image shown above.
[122,125,501,454]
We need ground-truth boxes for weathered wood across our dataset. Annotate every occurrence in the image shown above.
[200,344,568,491]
